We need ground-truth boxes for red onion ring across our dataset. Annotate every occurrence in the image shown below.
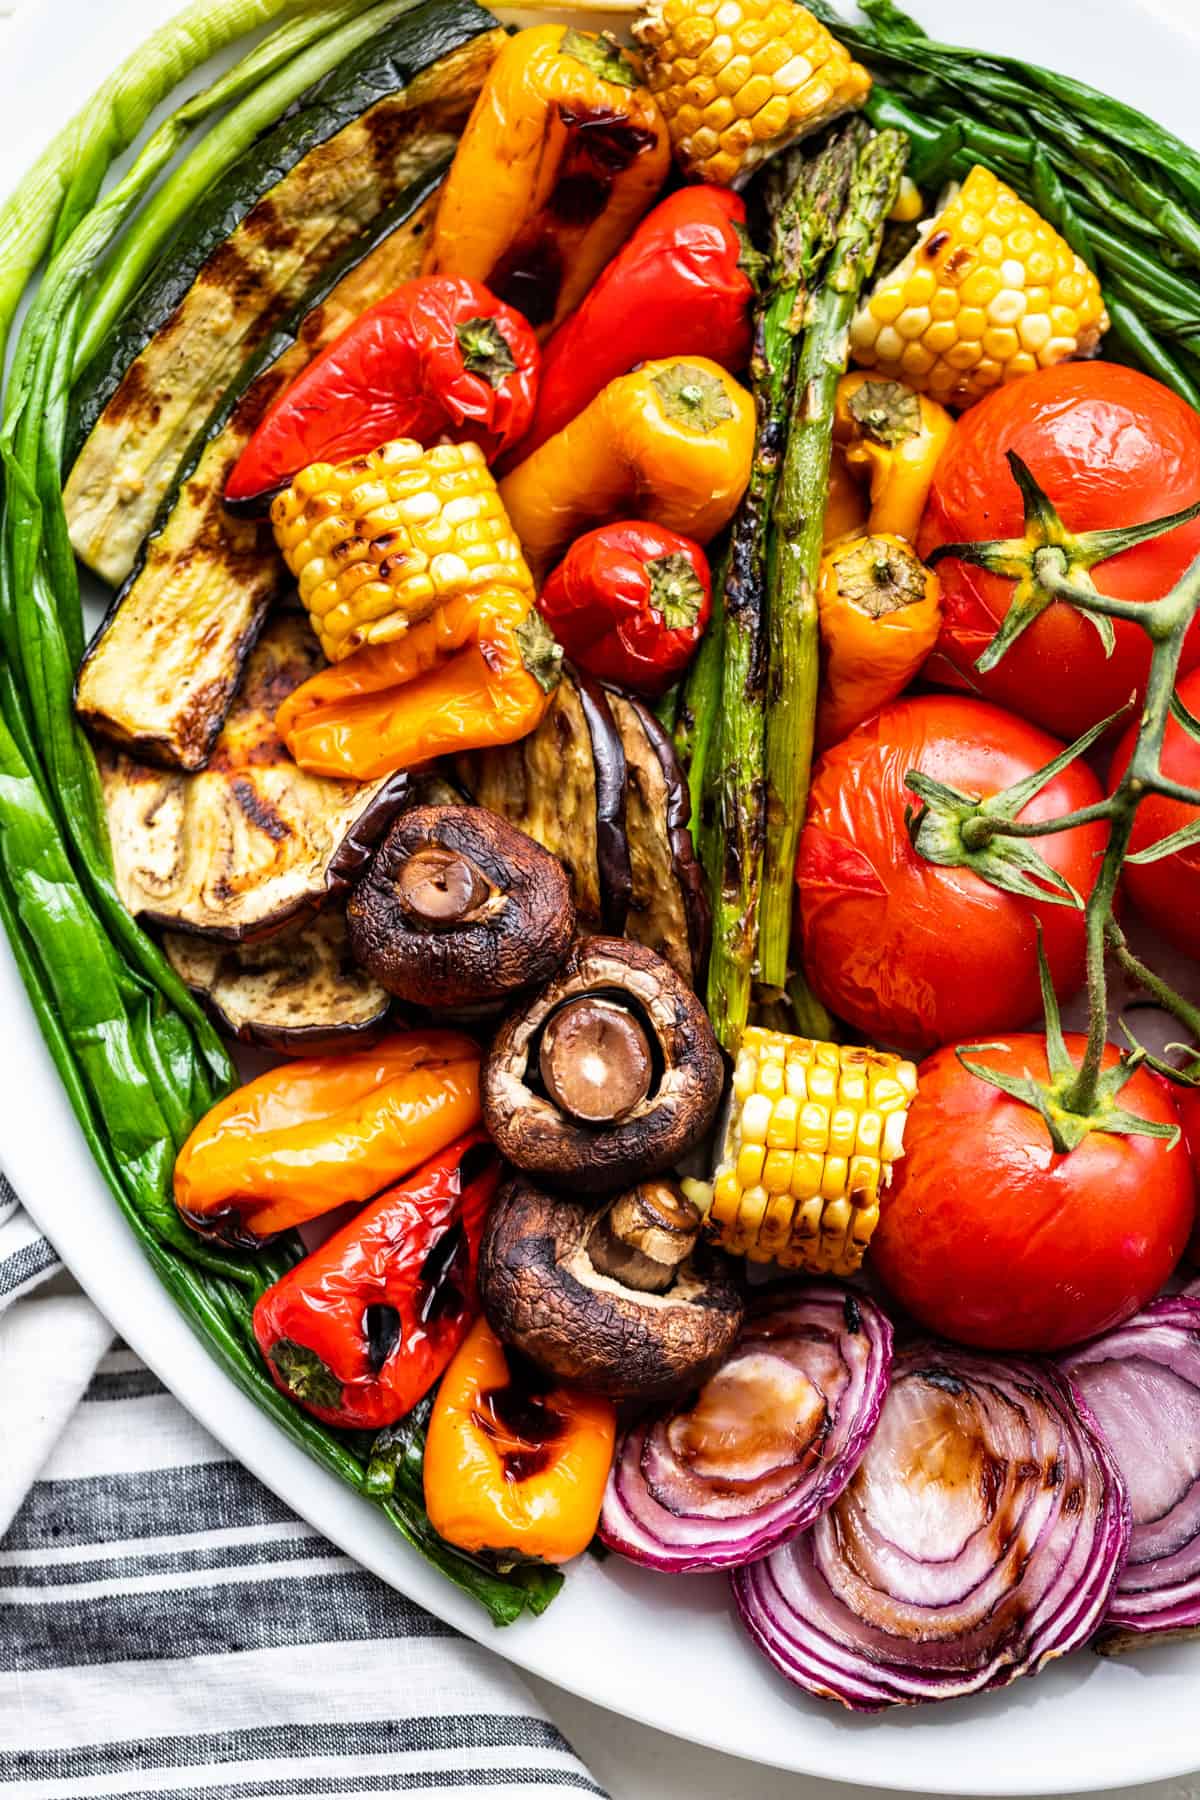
[1062,1295,1200,1652]
[599,1283,892,1573]
[733,1345,1130,1710]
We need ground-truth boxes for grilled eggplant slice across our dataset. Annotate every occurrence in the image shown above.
[65,2,502,587]
[604,689,711,987]
[75,172,447,773]
[457,669,631,933]
[165,910,391,1053]
[100,611,406,940]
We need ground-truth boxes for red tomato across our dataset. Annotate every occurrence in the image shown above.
[873,1035,1195,1351]
[1109,664,1200,959]
[797,695,1107,1056]
[919,363,1200,740]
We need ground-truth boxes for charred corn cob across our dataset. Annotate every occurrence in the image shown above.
[850,165,1109,407]
[698,1026,917,1275]
[271,438,533,664]
[633,0,871,188]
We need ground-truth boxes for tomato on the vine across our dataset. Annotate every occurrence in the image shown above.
[918,363,1200,741]
[1109,663,1200,960]
[796,694,1107,1056]
[872,1036,1195,1352]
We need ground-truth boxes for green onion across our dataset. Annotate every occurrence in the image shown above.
[0,0,553,1627]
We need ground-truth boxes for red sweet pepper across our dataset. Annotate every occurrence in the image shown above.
[537,521,712,698]
[252,1131,500,1430]
[506,186,755,469]
[225,276,540,508]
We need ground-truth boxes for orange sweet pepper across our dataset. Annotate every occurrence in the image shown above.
[425,24,670,338]
[823,446,870,546]
[815,532,942,750]
[499,356,754,583]
[174,1031,481,1247]
[424,1316,616,1565]
[275,587,561,782]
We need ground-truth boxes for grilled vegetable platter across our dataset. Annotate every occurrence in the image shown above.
[6,0,1200,1725]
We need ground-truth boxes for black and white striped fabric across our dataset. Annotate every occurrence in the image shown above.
[0,1189,605,1800]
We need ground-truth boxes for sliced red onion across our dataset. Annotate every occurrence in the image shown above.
[1061,1295,1200,1653]
[599,1283,892,1573]
[733,1346,1130,1711]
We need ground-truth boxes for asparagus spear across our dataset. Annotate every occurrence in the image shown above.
[758,128,908,992]
[701,122,862,1051]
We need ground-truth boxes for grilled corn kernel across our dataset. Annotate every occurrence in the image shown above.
[851,165,1109,406]
[633,0,871,188]
[705,1026,917,1275]
[271,439,533,663]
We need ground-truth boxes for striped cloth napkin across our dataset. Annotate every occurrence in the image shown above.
[0,1178,605,1800]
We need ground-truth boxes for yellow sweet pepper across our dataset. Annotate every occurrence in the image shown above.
[815,532,941,750]
[833,371,954,543]
[499,357,754,583]
[425,24,670,339]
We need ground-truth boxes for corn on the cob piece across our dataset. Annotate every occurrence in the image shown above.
[633,0,871,189]
[271,438,533,664]
[703,1026,917,1275]
[850,165,1109,408]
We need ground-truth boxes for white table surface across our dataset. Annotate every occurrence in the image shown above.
[6,0,1200,1794]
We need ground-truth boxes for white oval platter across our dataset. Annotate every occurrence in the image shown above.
[2,0,1199,1788]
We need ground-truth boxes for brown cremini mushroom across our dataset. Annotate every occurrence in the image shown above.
[483,935,725,1192]
[479,1173,744,1399]
[348,805,575,1010]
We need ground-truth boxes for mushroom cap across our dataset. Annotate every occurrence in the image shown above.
[480,1174,745,1400]
[349,805,575,1009]
[483,935,726,1192]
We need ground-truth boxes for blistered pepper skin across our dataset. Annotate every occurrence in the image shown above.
[424,1316,617,1564]
[226,277,541,507]
[275,587,557,782]
[425,25,670,339]
[537,520,711,697]
[500,357,754,583]
[174,1031,481,1246]
[512,186,754,464]
[253,1133,500,1429]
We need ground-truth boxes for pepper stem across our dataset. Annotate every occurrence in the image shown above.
[456,317,517,387]
[647,553,705,631]
[652,363,735,434]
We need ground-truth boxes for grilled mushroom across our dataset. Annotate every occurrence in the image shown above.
[483,936,725,1192]
[164,909,390,1053]
[348,805,575,1009]
[479,1173,744,1399]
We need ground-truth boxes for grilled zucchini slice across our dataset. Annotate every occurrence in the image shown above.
[75,169,446,772]
[65,0,502,587]
[99,611,408,941]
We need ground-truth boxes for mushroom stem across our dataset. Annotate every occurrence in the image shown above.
[588,1181,703,1294]
[539,997,653,1124]
[395,845,488,928]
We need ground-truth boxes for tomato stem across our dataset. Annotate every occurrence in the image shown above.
[924,447,1200,1140]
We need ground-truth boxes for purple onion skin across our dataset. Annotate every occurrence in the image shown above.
[599,1283,893,1574]
[733,1346,1131,1712]
[1062,1295,1200,1652]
